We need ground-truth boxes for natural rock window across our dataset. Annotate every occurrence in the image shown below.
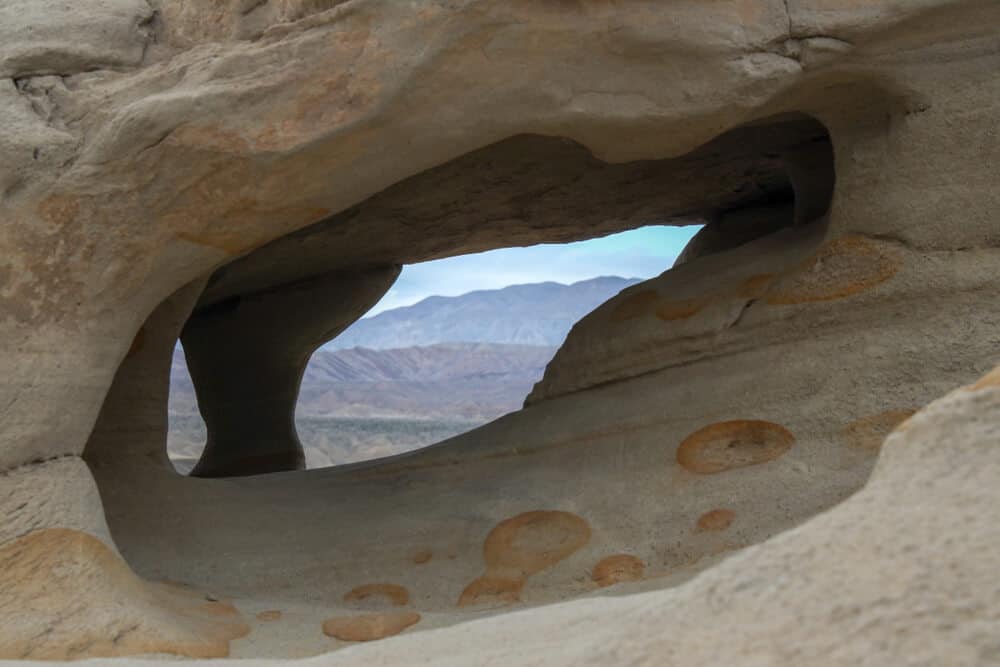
[9,3,999,662]
[292,237,707,469]
[167,228,702,473]
[159,116,834,478]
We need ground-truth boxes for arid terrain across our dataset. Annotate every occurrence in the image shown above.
[168,278,637,470]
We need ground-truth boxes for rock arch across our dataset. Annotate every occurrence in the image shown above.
[1,0,999,661]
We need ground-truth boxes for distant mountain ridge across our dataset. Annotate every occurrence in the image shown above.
[326,276,641,349]
[170,342,557,421]
[168,276,639,468]
[296,342,557,420]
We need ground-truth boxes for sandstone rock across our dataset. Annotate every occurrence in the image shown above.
[322,611,421,643]
[527,227,997,404]
[0,0,153,78]
[343,584,410,609]
[591,555,645,588]
[458,510,591,608]
[255,610,281,622]
[695,509,737,532]
[0,528,249,660]
[2,0,999,663]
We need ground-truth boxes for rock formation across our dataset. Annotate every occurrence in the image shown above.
[1,0,998,663]
[181,266,399,476]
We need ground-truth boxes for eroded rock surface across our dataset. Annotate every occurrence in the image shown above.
[0,527,249,660]
[1,0,999,663]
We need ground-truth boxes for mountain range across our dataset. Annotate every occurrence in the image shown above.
[326,276,641,349]
[168,276,638,468]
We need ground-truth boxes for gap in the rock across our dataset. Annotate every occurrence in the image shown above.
[296,225,704,469]
[166,226,701,473]
[164,113,835,477]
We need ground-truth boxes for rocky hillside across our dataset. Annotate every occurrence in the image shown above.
[327,276,641,349]
[170,277,642,420]
[172,342,557,421]
[297,342,556,419]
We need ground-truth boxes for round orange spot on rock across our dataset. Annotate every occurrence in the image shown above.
[256,610,282,622]
[842,409,917,451]
[611,290,659,321]
[344,583,409,607]
[322,611,421,642]
[696,509,736,531]
[591,554,645,588]
[412,549,433,565]
[457,575,525,608]
[483,510,591,576]
[765,235,900,304]
[676,420,795,474]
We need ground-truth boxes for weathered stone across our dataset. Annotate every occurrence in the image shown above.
[1,0,999,663]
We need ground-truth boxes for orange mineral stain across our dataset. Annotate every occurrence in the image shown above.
[765,235,900,305]
[677,420,795,474]
[322,611,421,642]
[842,409,917,451]
[696,509,736,532]
[0,529,249,660]
[655,296,709,321]
[458,510,591,607]
[736,273,776,299]
[256,610,282,622]
[344,583,410,607]
[591,554,645,588]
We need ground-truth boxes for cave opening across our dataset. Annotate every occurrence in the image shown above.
[167,226,704,473]
[160,113,835,478]
[77,112,874,662]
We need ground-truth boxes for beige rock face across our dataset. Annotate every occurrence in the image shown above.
[0,528,250,660]
[1,0,999,663]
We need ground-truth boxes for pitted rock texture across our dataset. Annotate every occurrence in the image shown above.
[2,0,1000,663]
[0,529,249,660]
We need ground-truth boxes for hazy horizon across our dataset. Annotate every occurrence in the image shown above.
[364,225,700,315]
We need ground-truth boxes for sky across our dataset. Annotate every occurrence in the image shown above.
[364,225,702,315]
